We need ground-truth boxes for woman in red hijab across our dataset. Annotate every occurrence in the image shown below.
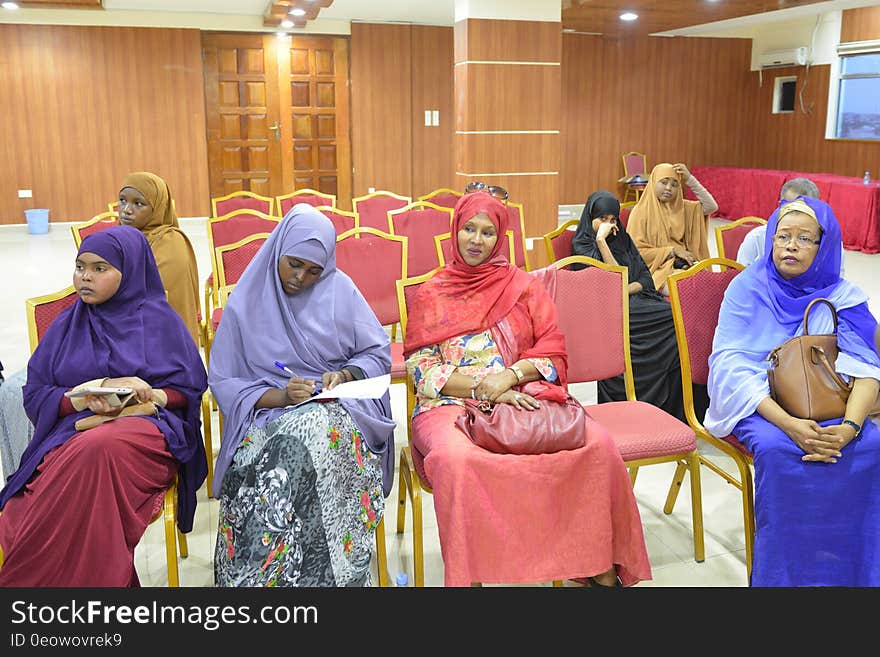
[404,191,651,587]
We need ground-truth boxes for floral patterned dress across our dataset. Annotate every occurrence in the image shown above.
[406,330,557,417]
[214,401,384,587]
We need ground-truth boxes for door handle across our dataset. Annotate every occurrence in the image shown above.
[269,121,280,141]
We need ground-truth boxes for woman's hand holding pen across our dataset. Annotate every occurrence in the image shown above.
[284,377,318,405]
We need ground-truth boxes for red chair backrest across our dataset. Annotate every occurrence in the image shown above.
[278,191,335,215]
[674,267,740,384]
[336,229,406,326]
[624,153,646,177]
[620,206,632,229]
[389,204,452,277]
[420,190,461,209]
[353,193,410,231]
[720,222,763,260]
[209,212,279,250]
[34,292,78,345]
[316,207,357,234]
[217,236,268,287]
[79,217,118,241]
[213,193,273,216]
[551,229,575,262]
[553,266,626,384]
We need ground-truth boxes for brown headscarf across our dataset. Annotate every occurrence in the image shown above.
[120,172,200,345]
[626,162,709,290]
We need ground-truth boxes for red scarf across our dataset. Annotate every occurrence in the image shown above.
[404,193,568,391]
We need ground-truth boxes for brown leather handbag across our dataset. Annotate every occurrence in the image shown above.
[767,298,852,421]
[455,387,587,456]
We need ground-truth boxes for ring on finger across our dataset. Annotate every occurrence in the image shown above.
[515,394,522,401]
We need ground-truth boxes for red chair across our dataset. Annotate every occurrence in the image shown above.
[25,284,187,586]
[70,211,120,249]
[618,151,648,204]
[335,227,408,386]
[541,220,578,264]
[417,188,462,210]
[352,190,411,232]
[315,205,358,235]
[276,188,336,215]
[503,201,530,270]
[211,190,275,217]
[107,201,120,214]
[387,201,453,277]
[667,257,752,577]
[551,254,705,563]
[714,216,766,260]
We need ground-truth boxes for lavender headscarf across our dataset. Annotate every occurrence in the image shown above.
[705,196,880,437]
[208,204,395,497]
[0,226,208,531]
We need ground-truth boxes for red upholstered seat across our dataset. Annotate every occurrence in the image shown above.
[211,191,275,217]
[276,188,336,215]
[587,401,697,461]
[388,201,454,277]
[390,342,406,381]
[714,216,766,260]
[417,188,462,210]
[352,190,411,232]
[541,219,578,265]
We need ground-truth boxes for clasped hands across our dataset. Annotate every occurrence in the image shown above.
[671,246,699,267]
[472,370,540,411]
[786,418,858,464]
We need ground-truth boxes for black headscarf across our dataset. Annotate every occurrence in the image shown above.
[571,190,657,294]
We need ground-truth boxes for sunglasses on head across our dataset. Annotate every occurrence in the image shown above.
[464,181,509,201]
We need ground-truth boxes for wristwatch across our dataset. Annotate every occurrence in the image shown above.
[842,419,862,438]
[508,364,525,383]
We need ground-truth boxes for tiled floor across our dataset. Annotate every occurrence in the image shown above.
[1,213,878,587]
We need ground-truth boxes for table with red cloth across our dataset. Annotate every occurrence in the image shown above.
[685,166,880,254]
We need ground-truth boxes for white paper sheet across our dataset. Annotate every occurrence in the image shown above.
[290,374,391,408]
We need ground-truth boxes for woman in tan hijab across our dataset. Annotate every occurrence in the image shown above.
[626,163,718,293]
[118,172,201,346]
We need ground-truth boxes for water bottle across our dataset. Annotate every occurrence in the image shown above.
[864,171,871,185]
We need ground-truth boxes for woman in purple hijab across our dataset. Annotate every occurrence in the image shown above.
[209,203,394,587]
[0,226,207,586]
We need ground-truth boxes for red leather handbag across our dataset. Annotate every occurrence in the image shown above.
[455,387,587,456]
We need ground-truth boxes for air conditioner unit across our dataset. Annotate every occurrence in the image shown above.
[759,46,809,68]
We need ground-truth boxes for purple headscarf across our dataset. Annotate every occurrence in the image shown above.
[208,203,395,497]
[0,226,208,532]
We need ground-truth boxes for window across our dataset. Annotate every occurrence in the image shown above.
[772,76,797,114]
[834,52,880,140]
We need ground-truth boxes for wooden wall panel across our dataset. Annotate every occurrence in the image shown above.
[560,34,755,205]
[350,23,412,200]
[457,64,561,132]
[454,19,561,63]
[841,6,880,43]
[746,64,880,177]
[457,133,559,174]
[411,25,455,198]
[0,24,209,225]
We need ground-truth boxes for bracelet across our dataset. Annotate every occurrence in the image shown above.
[470,387,476,400]
[842,419,862,437]
[508,364,525,383]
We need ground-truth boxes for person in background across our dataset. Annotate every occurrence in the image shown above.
[117,172,201,346]
[704,196,880,586]
[734,177,845,275]
[627,162,718,294]
[404,191,652,587]
[0,226,207,585]
[571,190,700,422]
[209,204,395,587]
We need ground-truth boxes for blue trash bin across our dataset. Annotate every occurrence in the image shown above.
[24,209,49,235]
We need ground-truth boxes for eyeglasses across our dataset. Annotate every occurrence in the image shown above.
[773,233,821,249]
[464,181,509,201]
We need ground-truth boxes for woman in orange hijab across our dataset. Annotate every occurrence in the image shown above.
[117,172,201,346]
[626,163,718,293]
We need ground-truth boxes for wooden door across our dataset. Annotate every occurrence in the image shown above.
[202,33,351,206]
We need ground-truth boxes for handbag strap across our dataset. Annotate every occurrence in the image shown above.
[811,345,853,393]
[803,297,838,335]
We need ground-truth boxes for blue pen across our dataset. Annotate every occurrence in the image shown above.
[274,361,322,394]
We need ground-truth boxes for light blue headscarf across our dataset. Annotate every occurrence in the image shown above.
[208,204,395,497]
[704,196,880,437]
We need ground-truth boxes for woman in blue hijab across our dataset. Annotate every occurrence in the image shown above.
[0,226,207,586]
[209,204,395,587]
[705,196,880,586]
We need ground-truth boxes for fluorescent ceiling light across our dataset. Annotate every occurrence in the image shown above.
[620,12,638,21]
[2,2,20,10]
[290,8,306,16]
[281,19,294,28]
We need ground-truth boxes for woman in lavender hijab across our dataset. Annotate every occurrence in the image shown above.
[209,203,394,587]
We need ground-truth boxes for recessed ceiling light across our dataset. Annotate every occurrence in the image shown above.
[281,19,294,29]
[620,12,638,21]
[290,8,306,16]
[2,2,20,10]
